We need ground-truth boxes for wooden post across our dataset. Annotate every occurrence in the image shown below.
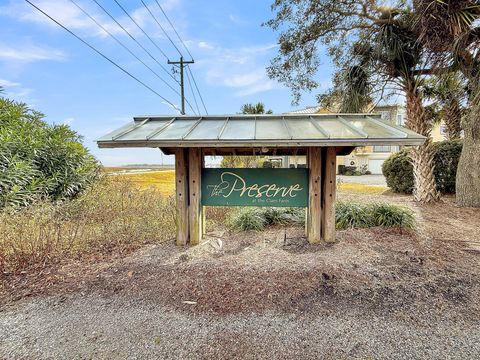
[189,148,203,245]
[306,147,322,244]
[322,147,337,243]
[201,152,206,236]
[175,148,189,246]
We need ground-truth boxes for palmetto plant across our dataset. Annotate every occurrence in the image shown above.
[266,0,444,202]
[415,0,480,207]
[0,97,99,210]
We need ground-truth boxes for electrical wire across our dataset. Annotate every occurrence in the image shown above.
[185,63,201,115]
[139,0,183,58]
[68,0,181,98]
[113,0,170,61]
[24,0,179,111]
[91,0,178,84]
[153,0,194,61]
[187,64,208,114]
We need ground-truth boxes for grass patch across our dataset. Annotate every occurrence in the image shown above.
[227,202,415,232]
[114,170,175,196]
[335,202,415,230]
[0,177,175,275]
[337,182,388,194]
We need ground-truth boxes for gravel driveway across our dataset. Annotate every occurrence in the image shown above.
[338,174,387,186]
[2,196,479,359]
[1,294,479,360]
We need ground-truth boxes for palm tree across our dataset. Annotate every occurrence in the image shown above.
[423,74,465,140]
[240,102,273,114]
[415,0,480,206]
[266,1,442,202]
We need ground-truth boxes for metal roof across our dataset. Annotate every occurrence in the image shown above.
[97,114,425,149]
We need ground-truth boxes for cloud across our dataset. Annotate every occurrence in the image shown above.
[1,0,183,41]
[0,79,21,87]
[197,42,280,97]
[0,42,65,62]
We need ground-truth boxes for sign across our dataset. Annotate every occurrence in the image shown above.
[201,168,308,207]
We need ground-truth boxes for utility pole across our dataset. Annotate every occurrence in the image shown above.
[168,56,194,115]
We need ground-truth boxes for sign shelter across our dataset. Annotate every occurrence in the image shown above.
[97,114,425,246]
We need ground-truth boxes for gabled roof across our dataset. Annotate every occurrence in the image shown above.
[97,113,425,149]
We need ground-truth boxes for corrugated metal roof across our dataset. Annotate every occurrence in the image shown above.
[97,114,425,149]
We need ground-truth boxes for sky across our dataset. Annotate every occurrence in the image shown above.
[0,0,334,165]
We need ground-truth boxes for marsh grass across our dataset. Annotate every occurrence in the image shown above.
[0,177,175,274]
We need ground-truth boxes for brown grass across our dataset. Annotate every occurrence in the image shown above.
[0,177,176,275]
[113,171,175,196]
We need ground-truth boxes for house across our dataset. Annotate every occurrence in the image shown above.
[273,105,407,174]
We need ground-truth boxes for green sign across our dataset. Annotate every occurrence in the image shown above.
[201,168,308,207]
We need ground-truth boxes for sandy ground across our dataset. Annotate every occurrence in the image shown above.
[1,194,480,359]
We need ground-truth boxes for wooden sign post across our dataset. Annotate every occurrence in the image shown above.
[174,146,337,246]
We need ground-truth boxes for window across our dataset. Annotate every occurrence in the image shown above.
[373,145,392,152]
[397,114,404,125]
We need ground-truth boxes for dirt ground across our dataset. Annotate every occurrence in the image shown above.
[1,193,480,359]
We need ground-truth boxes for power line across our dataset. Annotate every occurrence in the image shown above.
[154,0,194,61]
[68,0,181,98]
[185,61,201,115]
[139,0,183,58]
[112,0,170,61]
[91,0,178,85]
[187,65,208,114]
[152,1,208,114]
[24,0,179,112]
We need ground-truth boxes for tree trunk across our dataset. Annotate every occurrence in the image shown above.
[456,100,480,207]
[443,98,462,140]
[405,88,441,203]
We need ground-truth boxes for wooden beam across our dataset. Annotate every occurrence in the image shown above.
[175,149,189,246]
[188,148,203,245]
[322,147,337,243]
[306,147,322,244]
[201,150,206,236]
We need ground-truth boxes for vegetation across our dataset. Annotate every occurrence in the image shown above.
[383,140,463,194]
[227,207,304,231]
[226,202,414,232]
[113,170,175,196]
[240,102,273,115]
[0,177,175,275]
[265,0,480,204]
[335,202,415,230]
[221,102,273,168]
[0,97,99,209]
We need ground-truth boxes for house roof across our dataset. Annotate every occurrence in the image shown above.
[97,113,425,150]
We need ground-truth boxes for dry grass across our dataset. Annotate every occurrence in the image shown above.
[113,170,387,197]
[337,182,388,194]
[113,171,175,196]
[0,177,175,275]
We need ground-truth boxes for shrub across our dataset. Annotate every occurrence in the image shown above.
[335,202,372,229]
[433,140,462,193]
[382,140,462,194]
[0,177,176,274]
[369,203,415,229]
[335,202,415,230]
[227,207,267,231]
[382,148,414,193]
[0,97,99,209]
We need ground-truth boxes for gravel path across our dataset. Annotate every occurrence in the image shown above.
[1,294,479,360]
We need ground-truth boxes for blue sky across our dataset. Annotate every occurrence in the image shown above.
[0,0,334,165]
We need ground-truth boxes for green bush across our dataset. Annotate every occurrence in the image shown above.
[227,208,267,231]
[382,140,462,194]
[227,202,414,232]
[382,148,414,193]
[335,202,415,230]
[0,97,99,209]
